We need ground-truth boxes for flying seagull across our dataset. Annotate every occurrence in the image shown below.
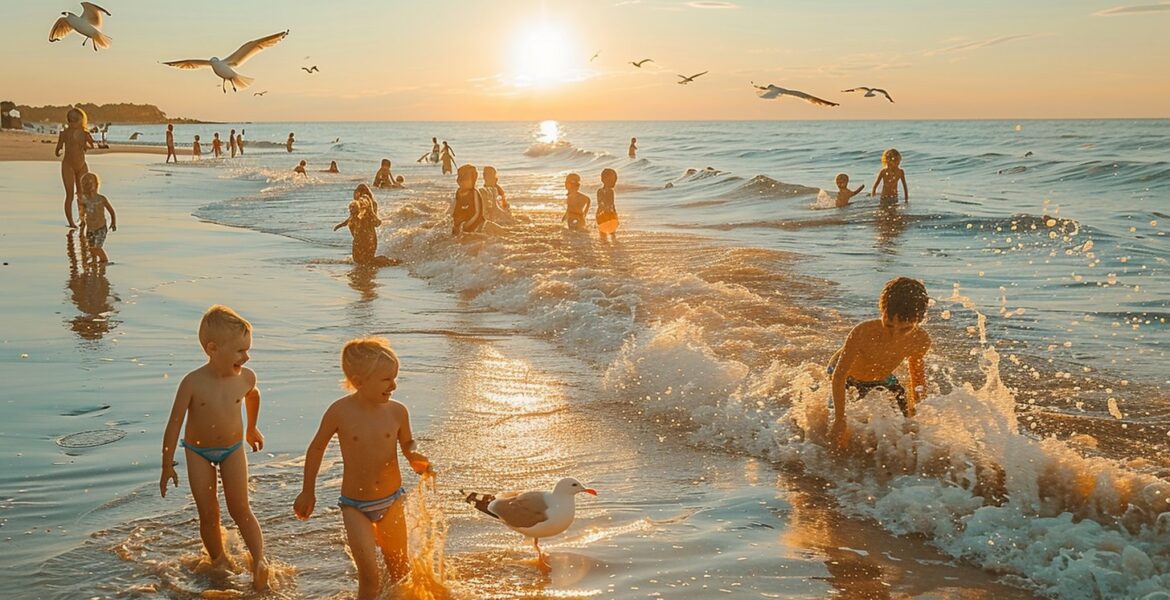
[49,2,112,51]
[590,50,600,62]
[301,65,319,73]
[842,86,894,103]
[677,71,708,85]
[629,59,654,68]
[751,81,838,107]
[163,30,290,93]
[253,91,268,96]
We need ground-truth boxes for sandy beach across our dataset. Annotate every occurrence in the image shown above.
[0,130,168,161]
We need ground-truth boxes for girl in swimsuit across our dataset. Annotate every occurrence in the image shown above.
[55,108,95,228]
[333,184,382,264]
[869,148,909,206]
[451,164,485,235]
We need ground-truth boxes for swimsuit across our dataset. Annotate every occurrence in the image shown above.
[451,189,483,234]
[338,487,407,522]
[826,366,909,416]
[86,225,108,249]
[181,439,243,465]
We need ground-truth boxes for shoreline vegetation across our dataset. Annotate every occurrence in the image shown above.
[12,102,206,125]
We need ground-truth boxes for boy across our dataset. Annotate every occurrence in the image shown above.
[596,168,619,242]
[562,173,590,231]
[160,305,269,590]
[78,173,117,264]
[827,277,931,451]
[192,135,201,160]
[165,123,177,163]
[294,338,430,599]
[480,165,514,225]
[294,160,307,175]
[212,133,223,158]
[834,173,864,208]
[229,128,237,158]
[372,158,399,188]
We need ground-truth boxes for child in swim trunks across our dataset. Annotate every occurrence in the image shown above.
[294,337,431,598]
[596,168,619,242]
[78,173,117,264]
[827,276,931,451]
[869,148,909,206]
[160,305,269,590]
[562,172,591,231]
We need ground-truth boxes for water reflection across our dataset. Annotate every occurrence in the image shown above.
[65,231,119,341]
[874,205,908,254]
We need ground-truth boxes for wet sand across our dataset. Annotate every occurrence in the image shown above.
[0,130,167,162]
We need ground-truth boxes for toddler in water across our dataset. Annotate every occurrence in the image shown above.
[78,173,117,264]
[192,135,202,159]
[334,184,382,264]
[869,148,908,206]
[596,168,619,242]
[826,277,931,451]
[628,137,638,159]
[480,165,514,225]
[212,133,223,158]
[834,173,865,208]
[451,164,485,235]
[294,160,307,175]
[562,172,591,231]
[160,305,269,590]
[294,337,431,599]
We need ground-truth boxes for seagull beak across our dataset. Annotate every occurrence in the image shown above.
[582,488,598,496]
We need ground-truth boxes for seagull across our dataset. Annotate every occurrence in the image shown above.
[301,65,319,73]
[751,81,838,107]
[49,2,112,51]
[253,90,268,96]
[677,71,708,85]
[128,132,142,140]
[842,86,894,103]
[163,30,289,93]
[629,59,654,68]
[590,50,600,62]
[463,477,597,573]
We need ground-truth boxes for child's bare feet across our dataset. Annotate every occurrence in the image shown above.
[252,557,270,591]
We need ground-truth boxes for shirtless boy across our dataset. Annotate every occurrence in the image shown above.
[165,123,178,163]
[869,148,909,206]
[160,305,269,590]
[373,159,399,188]
[827,276,931,450]
[834,173,865,208]
[294,338,431,599]
[562,172,591,231]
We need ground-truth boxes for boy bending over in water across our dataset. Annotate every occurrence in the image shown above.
[160,305,269,590]
[827,276,931,451]
[294,338,431,599]
[562,173,590,231]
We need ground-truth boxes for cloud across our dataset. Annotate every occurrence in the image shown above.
[686,1,739,8]
[925,34,1036,56]
[1093,2,1170,16]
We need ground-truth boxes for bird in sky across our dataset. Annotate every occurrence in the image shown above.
[49,2,112,51]
[590,50,601,62]
[253,91,268,96]
[163,30,289,93]
[301,65,319,73]
[751,81,838,107]
[842,86,895,103]
[629,59,654,68]
[677,71,708,85]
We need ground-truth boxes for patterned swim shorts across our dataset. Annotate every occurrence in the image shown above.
[86,225,108,248]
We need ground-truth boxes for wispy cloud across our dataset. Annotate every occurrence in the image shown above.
[1093,2,1170,16]
[686,1,739,7]
[614,0,641,5]
[735,53,912,79]
[925,34,1036,56]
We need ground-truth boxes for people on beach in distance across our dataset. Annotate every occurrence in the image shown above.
[286,132,295,153]
[55,107,95,228]
[562,172,591,231]
[229,128,237,158]
[98,123,110,149]
[334,184,382,264]
[160,305,270,591]
[212,133,223,158]
[440,141,456,175]
[479,166,514,226]
[834,173,865,208]
[322,160,340,173]
[192,135,202,159]
[373,159,401,188]
[596,168,619,242]
[294,337,431,598]
[826,276,931,451]
[294,160,308,175]
[870,148,908,206]
[417,137,441,163]
[238,129,246,155]
[78,172,117,264]
[628,137,637,159]
[165,123,178,163]
[451,164,485,235]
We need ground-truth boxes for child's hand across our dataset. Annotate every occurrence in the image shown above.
[110,224,117,232]
[293,491,315,520]
[160,464,179,497]
[247,427,265,452]
[407,452,432,475]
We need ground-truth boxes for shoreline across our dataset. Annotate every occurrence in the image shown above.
[0,130,168,162]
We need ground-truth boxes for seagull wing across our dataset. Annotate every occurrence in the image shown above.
[757,85,785,99]
[690,71,708,80]
[49,17,74,42]
[488,491,550,529]
[224,30,289,68]
[876,88,894,103]
[841,87,860,93]
[163,59,212,70]
[787,88,839,107]
[80,2,111,27]
[750,81,770,91]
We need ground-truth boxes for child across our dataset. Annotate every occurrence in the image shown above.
[869,148,909,206]
[562,173,590,231]
[596,168,619,242]
[212,133,223,158]
[286,132,295,153]
[55,107,95,228]
[78,173,117,264]
[480,166,514,225]
[628,137,637,159]
[372,159,399,188]
[334,184,382,264]
[440,141,455,175]
[160,306,269,590]
[229,128,237,158]
[294,337,431,599]
[451,164,484,235]
[417,137,440,163]
[834,173,865,208]
[192,135,202,160]
[294,160,307,175]
[826,276,931,451]
[165,123,178,164]
[237,129,245,155]
[321,160,340,173]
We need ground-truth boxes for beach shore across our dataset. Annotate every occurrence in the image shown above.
[0,130,167,162]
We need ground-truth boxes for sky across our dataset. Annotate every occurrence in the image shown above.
[3,0,1169,121]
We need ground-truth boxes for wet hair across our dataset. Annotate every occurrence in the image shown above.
[194,135,200,141]
[835,173,849,186]
[601,168,617,186]
[341,337,399,390]
[198,305,252,348]
[381,158,391,167]
[66,107,88,129]
[80,172,100,194]
[879,277,929,324]
[353,183,374,201]
[565,172,581,187]
[882,148,902,168]
[299,160,306,165]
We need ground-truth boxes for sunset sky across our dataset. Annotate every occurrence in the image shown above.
[4,0,1168,121]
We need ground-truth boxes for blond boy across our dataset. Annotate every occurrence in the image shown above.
[294,338,430,599]
[827,277,931,450]
[562,173,591,231]
[160,305,269,590]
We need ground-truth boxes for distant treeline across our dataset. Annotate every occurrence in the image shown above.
[16,102,204,124]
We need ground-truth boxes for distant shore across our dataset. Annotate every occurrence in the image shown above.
[0,130,167,162]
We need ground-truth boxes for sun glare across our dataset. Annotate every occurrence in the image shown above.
[538,120,560,143]
[510,23,579,88]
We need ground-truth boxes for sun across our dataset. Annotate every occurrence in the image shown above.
[509,23,580,88]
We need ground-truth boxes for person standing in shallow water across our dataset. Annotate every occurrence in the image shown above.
[55,107,95,228]
[440,141,456,175]
[286,132,295,153]
[229,128,237,158]
[165,123,178,163]
[628,137,637,159]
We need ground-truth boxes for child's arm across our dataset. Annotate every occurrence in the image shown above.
[396,404,430,475]
[851,184,865,199]
[829,329,862,451]
[244,369,264,451]
[869,169,884,197]
[333,217,351,231]
[899,170,909,202]
[905,335,930,416]
[160,376,193,497]
[54,131,65,157]
[85,132,96,150]
[103,198,117,232]
[293,407,339,520]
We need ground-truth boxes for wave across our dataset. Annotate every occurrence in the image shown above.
[730,175,821,200]
[523,140,611,163]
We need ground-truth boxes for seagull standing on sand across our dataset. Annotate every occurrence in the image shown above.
[751,81,839,107]
[629,59,654,68]
[49,3,112,51]
[463,477,598,573]
[842,86,895,103]
[163,30,290,93]
[677,71,708,85]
